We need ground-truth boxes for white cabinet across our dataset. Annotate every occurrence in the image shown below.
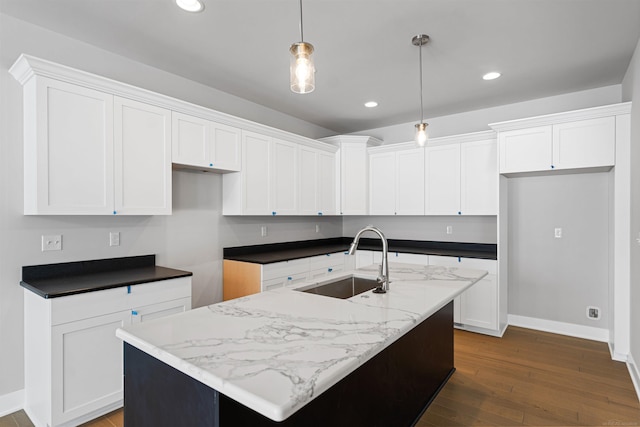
[460,139,498,215]
[552,116,615,170]
[498,116,616,174]
[498,126,552,174]
[114,97,172,215]
[223,131,271,215]
[429,255,497,331]
[22,76,115,215]
[369,147,425,216]
[425,138,497,215]
[171,112,241,172]
[271,139,298,215]
[16,75,172,215]
[425,144,460,215]
[299,147,337,216]
[24,277,191,427]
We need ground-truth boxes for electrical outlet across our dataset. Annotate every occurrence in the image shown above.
[554,228,562,238]
[109,231,120,247]
[261,226,267,237]
[42,235,62,251]
[587,306,600,320]
[446,226,453,235]
[315,224,320,233]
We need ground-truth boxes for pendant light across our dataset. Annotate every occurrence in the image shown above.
[290,0,315,94]
[412,34,430,146]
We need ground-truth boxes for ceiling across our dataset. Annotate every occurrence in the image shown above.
[2,0,640,134]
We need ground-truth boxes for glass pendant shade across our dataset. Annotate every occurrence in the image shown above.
[290,42,315,94]
[415,122,429,146]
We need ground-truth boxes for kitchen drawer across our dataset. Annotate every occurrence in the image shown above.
[308,264,345,281]
[308,252,346,270]
[262,258,309,281]
[51,277,191,326]
[262,272,308,291]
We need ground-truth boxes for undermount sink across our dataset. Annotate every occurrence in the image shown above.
[297,276,380,299]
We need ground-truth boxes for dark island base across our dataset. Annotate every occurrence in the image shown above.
[124,302,454,427]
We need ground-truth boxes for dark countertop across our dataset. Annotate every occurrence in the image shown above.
[21,255,193,299]
[224,237,497,264]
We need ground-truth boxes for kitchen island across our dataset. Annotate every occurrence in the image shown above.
[116,263,487,426]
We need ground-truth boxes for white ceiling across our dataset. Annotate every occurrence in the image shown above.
[2,0,639,134]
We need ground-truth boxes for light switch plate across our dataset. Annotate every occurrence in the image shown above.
[42,235,62,251]
[554,228,562,238]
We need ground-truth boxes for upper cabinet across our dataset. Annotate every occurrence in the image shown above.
[492,104,630,175]
[14,72,171,215]
[425,132,497,216]
[114,97,172,215]
[171,112,241,173]
[369,145,424,215]
[223,131,337,216]
[320,135,382,215]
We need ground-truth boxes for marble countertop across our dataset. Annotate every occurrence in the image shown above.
[116,262,487,422]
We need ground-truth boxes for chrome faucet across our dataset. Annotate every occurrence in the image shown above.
[348,225,390,293]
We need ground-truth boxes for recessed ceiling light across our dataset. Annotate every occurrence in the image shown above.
[364,101,378,108]
[483,72,501,81]
[176,0,204,12]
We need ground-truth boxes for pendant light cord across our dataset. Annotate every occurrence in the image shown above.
[419,42,424,123]
[299,0,304,42]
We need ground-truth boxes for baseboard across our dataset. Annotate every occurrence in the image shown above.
[508,314,609,342]
[609,341,629,362]
[627,353,640,404]
[0,389,23,417]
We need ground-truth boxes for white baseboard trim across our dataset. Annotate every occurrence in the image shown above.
[627,353,640,404]
[508,314,609,342]
[0,389,24,417]
[608,341,629,362]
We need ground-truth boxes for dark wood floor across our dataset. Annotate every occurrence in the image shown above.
[2,327,638,427]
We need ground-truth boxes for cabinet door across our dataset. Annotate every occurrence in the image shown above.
[460,140,497,215]
[171,112,208,168]
[460,275,497,330]
[298,146,318,215]
[396,148,425,215]
[28,77,114,214]
[552,116,615,170]
[425,144,460,215]
[114,97,172,215]
[340,142,369,215]
[369,151,396,215]
[210,122,241,171]
[51,310,131,425]
[131,297,191,324]
[498,126,552,173]
[317,151,337,215]
[271,139,298,215]
[242,131,271,215]
[428,255,462,323]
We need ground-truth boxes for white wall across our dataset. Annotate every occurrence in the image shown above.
[352,85,622,144]
[507,173,610,328]
[0,14,342,402]
[622,36,640,393]
[342,216,497,244]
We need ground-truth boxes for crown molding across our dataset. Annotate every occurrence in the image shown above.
[319,135,383,147]
[8,54,334,151]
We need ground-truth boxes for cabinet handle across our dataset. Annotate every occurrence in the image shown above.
[551,165,555,169]
[209,163,213,167]
[272,211,276,216]
[287,276,292,280]
[132,310,138,316]
[326,254,330,257]
[127,285,131,294]
[458,257,461,262]
[458,211,461,215]
[318,212,323,216]
[328,268,333,272]
[113,211,117,215]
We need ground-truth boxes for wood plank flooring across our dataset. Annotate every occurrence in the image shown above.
[418,327,640,426]
[2,326,638,426]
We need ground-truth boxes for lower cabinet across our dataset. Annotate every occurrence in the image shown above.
[223,253,348,301]
[24,277,191,427]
